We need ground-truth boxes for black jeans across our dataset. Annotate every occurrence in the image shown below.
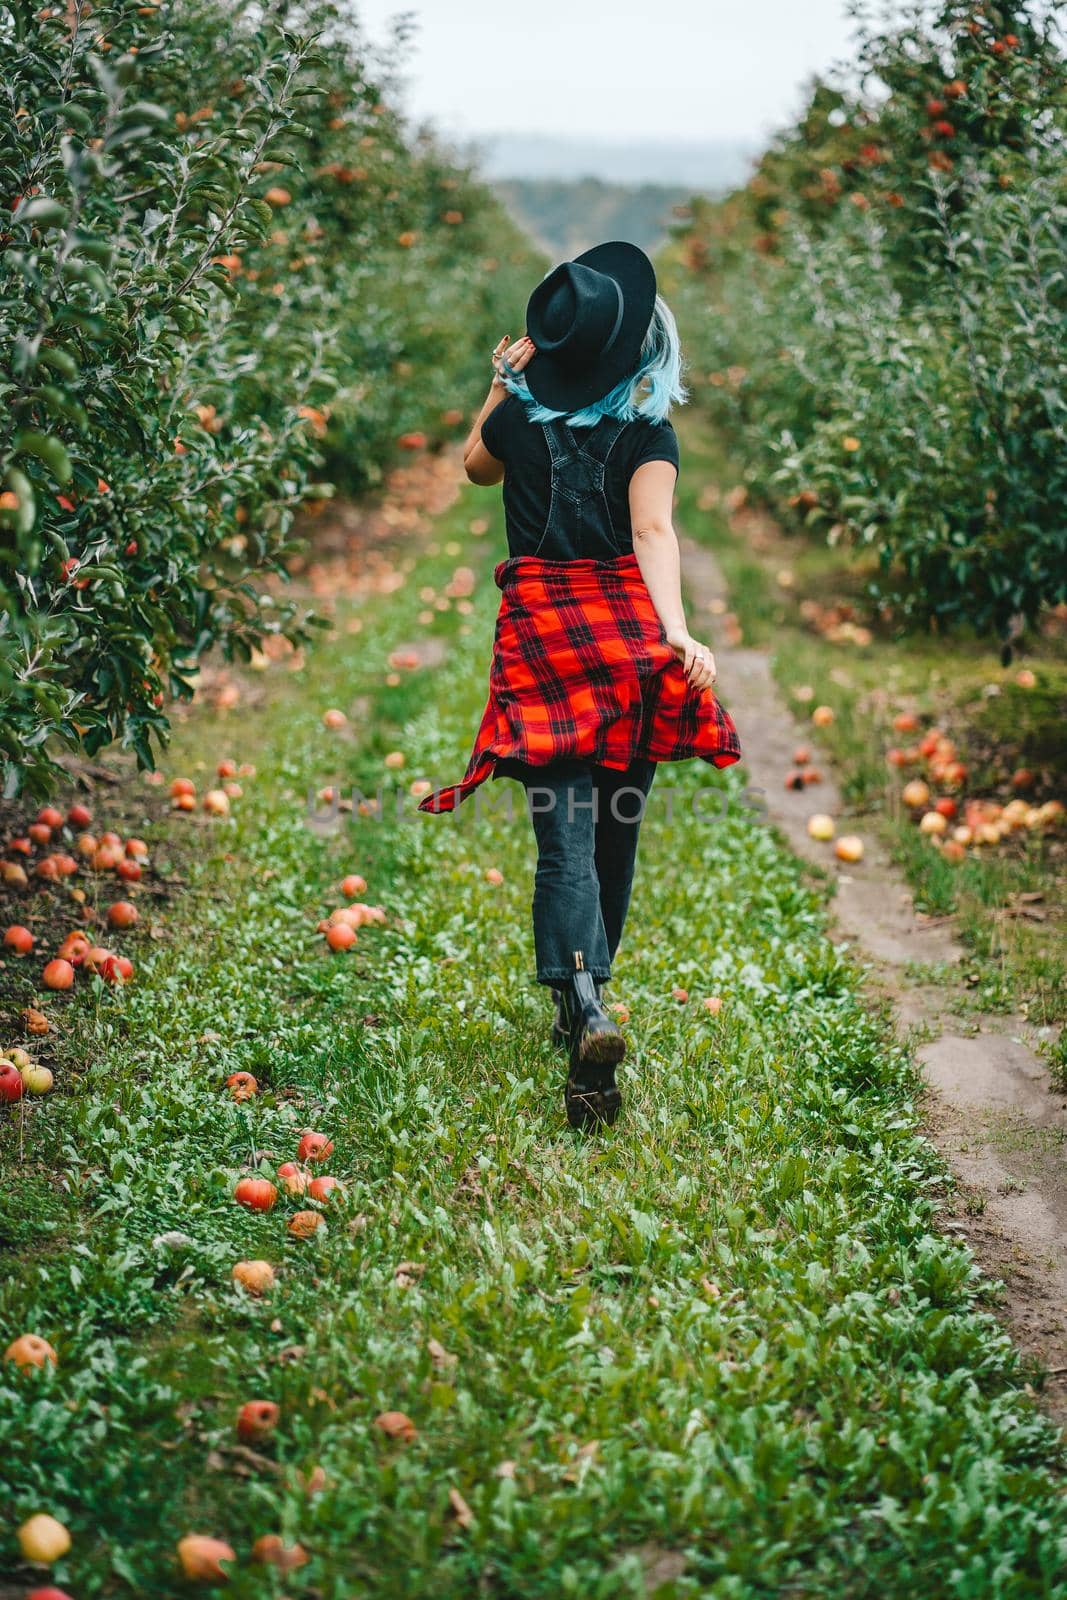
[507,757,657,985]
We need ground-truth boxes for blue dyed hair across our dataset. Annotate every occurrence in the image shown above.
[499,294,687,427]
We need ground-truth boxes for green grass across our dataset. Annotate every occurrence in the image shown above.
[673,412,1067,1034]
[2,476,1066,1597]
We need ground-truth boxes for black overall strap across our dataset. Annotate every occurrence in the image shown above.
[543,415,627,465]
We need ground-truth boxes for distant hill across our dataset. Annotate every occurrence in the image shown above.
[492,176,694,260]
[474,132,754,190]
[464,132,754,262]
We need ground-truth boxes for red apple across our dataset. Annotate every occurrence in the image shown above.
[0,1061,24,1102]
[901,779,930,809]
[277,1161,309,1195]
[309,1175,343,1203]
[42,958,75,991]
[225,1071,258,1102]
[4,924,33,955]
[236,1399,280,1443]
[234,1176,277,1212]
[297,1130,333,1163]
[4,1332,57,1370]
[67,803,92,829]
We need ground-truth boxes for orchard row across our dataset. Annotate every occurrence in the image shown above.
[1,0,543,793]
[664,1,1065,637]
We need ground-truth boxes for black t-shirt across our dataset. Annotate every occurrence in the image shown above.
[480,395,679,558]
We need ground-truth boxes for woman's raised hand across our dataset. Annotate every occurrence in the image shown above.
[491,334,535,384]
[665,627,717,691]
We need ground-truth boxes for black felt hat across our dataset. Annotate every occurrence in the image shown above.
[523,240,657,412]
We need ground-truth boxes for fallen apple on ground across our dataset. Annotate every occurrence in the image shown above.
[251,1535,309,1570]
[21,1064,53,1095]
[297,1130,333,1163]
[807,814,835,841]
[232,1259,275,1295]
[177,1534,236,1583]
[374,1409,417,1442]
[234,1176,278,1212]
[237,1399,280,1443]
[288,1209,324,1238]
[18,1513,71,1564]
[325,922,356,952]
[309,1174,344,1202]
[834,836,864,863]
[277,1161,310,1195]
[0,1060,24,1101]
[5,1333,58,1370]
[225,1071,258,1101]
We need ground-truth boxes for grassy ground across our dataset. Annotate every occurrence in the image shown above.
[673,413,1067,1046]
[2,469,1067,1597]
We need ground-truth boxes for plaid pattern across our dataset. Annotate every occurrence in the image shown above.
[419,554,741,814]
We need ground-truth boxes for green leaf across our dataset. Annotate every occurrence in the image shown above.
[18,197,69,230]
[14,431,73,485]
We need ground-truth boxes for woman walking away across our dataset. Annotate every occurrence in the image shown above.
[420,241,740,1129]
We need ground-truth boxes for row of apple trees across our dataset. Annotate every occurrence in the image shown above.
[0,0,542,792]
[663,0,1065,640]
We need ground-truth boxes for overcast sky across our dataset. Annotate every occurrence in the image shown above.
[356,0,859,146]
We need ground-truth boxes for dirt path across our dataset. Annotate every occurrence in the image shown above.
[681,533,1067,1420]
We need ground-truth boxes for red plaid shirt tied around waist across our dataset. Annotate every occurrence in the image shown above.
[418,554,742,814]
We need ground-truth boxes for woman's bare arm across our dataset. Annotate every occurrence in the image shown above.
[463,335,534,485]
[629,459,717,690]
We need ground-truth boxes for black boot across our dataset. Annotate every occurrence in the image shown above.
[561,969,624,1129]
[550,980,603,1050]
